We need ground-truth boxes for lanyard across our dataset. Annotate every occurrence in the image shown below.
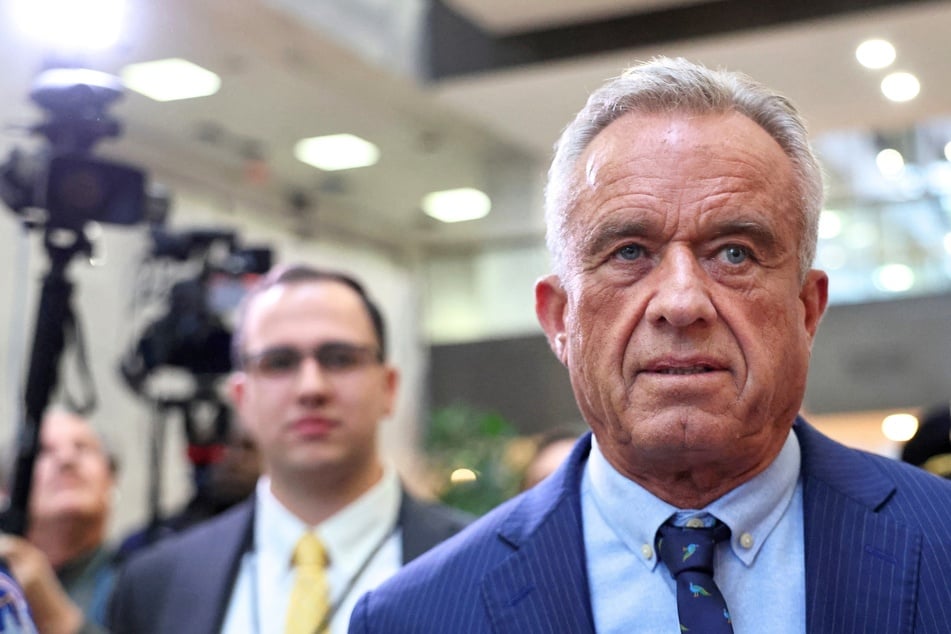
[248,523,398,634]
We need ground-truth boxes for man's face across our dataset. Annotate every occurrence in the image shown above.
[536,112,828,493]
[29,412,115,524]
[229,280,397,486]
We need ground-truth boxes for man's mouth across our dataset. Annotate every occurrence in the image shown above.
[655,365,715,375]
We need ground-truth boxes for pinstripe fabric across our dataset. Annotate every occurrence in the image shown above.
[350,439,595,634]
[799,419,951,634]
[351,422,951,634]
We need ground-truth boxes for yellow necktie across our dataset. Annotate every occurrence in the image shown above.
[286,532,330,634]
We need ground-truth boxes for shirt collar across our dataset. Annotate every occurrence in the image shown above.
[586,429,801,570]
[254,466,402,576]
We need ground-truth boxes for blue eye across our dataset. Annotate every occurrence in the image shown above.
[616,244,644,261]
[721,245,749,265]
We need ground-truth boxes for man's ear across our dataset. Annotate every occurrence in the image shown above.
[800,268,829,345]
[535,274,569,364]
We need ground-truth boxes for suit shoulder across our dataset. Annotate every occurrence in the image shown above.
[118,500,252,577]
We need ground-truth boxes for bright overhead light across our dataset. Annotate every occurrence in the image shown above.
[873,263,914,293]
[121,58,221,102]
[881,413,918,442]
[855,39,896,69]
[944,141,951,162]
[880,71,920,102]
[943,232,951,255]
[12,0,126,51]
[876,148,905,177]
[818,209,843,239]
[294,134,380,171]
[422,188,491,223]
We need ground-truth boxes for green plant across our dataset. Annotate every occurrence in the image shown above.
[425,404,528,516]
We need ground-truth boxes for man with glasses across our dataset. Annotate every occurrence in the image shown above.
[109,264,469,634]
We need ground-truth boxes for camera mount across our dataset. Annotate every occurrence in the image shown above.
[0,67,149,535]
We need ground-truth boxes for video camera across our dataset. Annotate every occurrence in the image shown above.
[0,68,148,232]
[0,67,151,537]
[120,227,273,393]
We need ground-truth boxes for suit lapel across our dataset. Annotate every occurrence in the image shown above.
[481,436,596,634]
[797,421,919,634]
[398,490,466,564]
[159,499,255,634]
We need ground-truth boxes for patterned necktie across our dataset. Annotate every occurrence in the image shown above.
[286,532,330,634]
[656,521,734,633]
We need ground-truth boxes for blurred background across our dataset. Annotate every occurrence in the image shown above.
[0,0,949,527]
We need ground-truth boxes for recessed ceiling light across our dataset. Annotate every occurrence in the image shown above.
[880,71,920,102]
[876,148,905,177]
[422,188,491,223]
[121,58,220,101]
[294,134,380,171]
[855,39,896,69]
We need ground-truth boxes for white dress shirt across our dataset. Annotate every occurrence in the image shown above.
[221,468,403,634]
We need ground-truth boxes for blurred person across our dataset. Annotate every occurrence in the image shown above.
[519,427,582,491]
[0,408,118,634]
[109,264,469,634]
[350,57,951,633]
[114,423,261,562]
[901,403,951,479]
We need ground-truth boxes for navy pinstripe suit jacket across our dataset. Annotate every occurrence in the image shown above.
[350,419,951,633]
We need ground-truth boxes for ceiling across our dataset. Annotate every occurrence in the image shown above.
[2,0,951,255]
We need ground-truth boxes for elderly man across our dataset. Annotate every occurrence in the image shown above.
[0,408,117,634]
[350,57,951,633]
[109,265,469,634]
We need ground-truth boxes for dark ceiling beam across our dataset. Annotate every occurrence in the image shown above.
[423,0,946,81]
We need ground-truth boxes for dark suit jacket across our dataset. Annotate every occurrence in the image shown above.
[350,420,951,633]
[108,489,469,634]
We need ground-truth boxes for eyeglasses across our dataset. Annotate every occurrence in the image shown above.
[240,342,383,377]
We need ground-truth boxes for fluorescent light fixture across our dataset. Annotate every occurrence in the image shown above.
[422,188,491,223]
[121,58,221,102]
[855,39,895,69]
[943,231,951,256]
[13,0,126,50]
[881,413,918,442]
[880,71,920,102]
[294,134,380,171]
[944,140,951,162]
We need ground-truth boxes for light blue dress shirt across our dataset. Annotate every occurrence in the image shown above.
[582,431,806,633]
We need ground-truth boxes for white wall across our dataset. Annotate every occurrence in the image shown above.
[0,175,427,541]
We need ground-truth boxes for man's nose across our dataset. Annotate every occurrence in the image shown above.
[295,356,331,397]
[643,247,717,328]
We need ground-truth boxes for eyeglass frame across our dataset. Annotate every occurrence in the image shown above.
[238,341,384,378]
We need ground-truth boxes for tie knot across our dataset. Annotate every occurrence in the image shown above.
[656,521,730,577]
[293,532,327,568]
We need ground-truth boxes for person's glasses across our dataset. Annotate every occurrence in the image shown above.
[241,342,382,377]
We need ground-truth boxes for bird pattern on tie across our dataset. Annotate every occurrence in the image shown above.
[657,522,734,634]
